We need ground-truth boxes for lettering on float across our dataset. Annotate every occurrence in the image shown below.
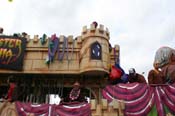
[0,38,22,64]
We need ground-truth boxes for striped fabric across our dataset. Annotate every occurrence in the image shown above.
[102,83,175,116]
[15,102,91,116]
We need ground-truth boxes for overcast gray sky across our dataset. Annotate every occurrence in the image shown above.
[0,0,175,79]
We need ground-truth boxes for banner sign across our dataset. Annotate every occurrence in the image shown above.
[0,36,26,70]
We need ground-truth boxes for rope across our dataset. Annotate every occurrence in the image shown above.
[65,37,69,61]
[68,39,75,64]
[60,75,64,98]
[58,37,67,61]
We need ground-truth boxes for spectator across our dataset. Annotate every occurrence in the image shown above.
[128,68,146,83]
[0,27,3,34]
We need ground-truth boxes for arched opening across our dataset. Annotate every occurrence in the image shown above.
[90,41,102,60]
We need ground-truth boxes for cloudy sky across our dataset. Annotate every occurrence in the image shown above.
[0,0,175,79]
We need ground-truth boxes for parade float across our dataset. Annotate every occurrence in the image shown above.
[0,23,175,116]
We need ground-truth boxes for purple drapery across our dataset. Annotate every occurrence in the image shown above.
[102,83,175,116]
[15,102,91,116]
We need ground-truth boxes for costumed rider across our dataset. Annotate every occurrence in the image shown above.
[92,21,98,28]
[161,52,175,84]
[109,62,128,84]
[154,47,175,84]
[128,68,146,83]
[147,62,165,84]
[4,75,18,102]
[61,81,87,103]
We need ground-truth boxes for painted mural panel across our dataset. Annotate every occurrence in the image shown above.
[0,36,26,70]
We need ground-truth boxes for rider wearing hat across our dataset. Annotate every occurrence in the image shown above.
[128,68,146,83]
[61,81,87,103]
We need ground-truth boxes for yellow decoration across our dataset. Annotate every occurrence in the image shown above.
[8,0,13,2]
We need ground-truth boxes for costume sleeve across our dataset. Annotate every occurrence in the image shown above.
[148,70,154,84]
[7,86,13,101]
[139,74,147,83]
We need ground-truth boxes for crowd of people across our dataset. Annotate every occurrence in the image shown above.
[109,51,175,85]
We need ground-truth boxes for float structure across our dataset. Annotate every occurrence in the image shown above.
[0,23,125,116]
